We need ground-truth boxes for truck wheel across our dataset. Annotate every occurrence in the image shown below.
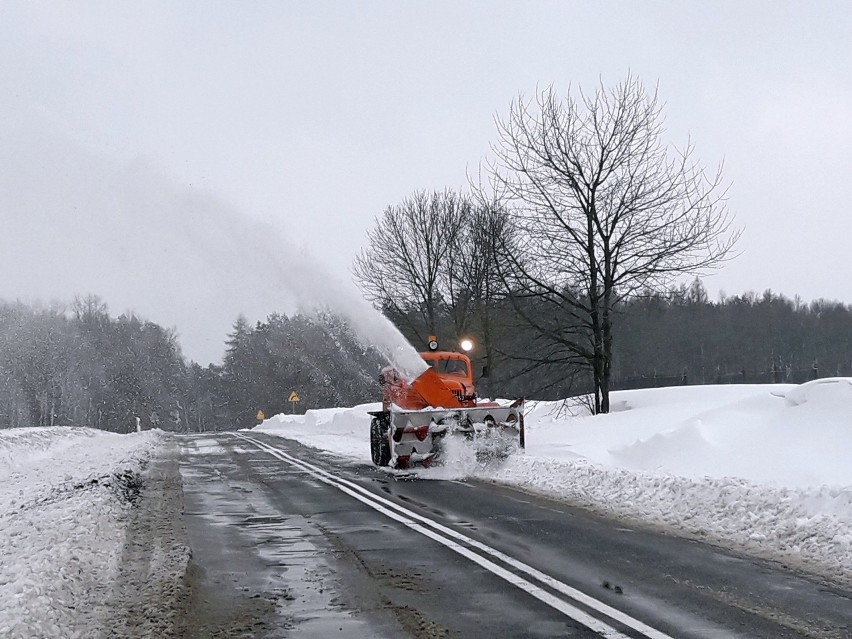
[370,416,391,466]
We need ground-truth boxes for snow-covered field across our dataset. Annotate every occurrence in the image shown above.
[255,380,852,588]
[0,427,164,638]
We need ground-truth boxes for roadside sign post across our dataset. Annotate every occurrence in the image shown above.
[288,391,300,414]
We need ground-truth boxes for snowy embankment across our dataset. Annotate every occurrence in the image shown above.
[0,427,164,638]
[255,380,852,588]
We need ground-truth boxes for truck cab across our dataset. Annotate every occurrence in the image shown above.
[380,350,477,411]
[420,351,476,405]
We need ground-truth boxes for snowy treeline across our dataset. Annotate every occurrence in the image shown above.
[4,282,852,432]
[0,298,382,432]
[615,282,852,386]
[0,296,187,432]
[386,279,852,400]
[204,312,384,430]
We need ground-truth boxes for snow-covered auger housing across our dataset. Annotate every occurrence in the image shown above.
[369,338,524,468]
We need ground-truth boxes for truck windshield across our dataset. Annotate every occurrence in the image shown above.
[427,358,468,376]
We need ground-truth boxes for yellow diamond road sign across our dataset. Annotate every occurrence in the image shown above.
[256,410,265,421]
[289,391,300,402]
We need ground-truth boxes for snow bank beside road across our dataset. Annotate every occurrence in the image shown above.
[0,427,164,638]
[256,382,852,587]
[256,403,380,461]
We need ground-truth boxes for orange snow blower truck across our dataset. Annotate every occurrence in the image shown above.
[369,337,524,468]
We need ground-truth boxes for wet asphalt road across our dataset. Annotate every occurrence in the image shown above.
[177,432,852,638]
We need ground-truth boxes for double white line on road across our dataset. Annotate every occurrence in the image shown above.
[236,433,674,639]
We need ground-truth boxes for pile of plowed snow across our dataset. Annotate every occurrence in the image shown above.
[255,380,852,587]
[0,427,164,637]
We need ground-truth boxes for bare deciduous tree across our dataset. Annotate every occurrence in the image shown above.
[353,190,471,343]
[486,76,739,413]
[452,199,515,384]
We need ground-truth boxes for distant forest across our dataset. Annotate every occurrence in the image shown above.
[2,280,851,432]
[388,278,852,403]
[0,296,382,433]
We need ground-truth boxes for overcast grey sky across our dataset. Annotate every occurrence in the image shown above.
[1,2,851,364]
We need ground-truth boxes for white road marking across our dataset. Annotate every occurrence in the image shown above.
[236,434,676,639]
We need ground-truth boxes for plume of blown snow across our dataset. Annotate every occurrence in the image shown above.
[0,122,425,377]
